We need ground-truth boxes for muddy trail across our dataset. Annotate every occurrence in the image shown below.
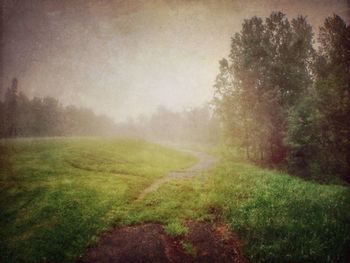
[79,221,244,263]
[79,147,244,263]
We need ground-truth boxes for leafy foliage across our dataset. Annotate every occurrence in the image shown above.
[214,12,350,182]
[286,15,350,181]
[214,12,314,164]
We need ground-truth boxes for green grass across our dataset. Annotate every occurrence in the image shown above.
[126,148,350,262]
[212,160,350,262]
[0,137,195,263]
[127,174,213,224]
[180,240,196,256]
[164,221,188,236]
[1,138,349,262]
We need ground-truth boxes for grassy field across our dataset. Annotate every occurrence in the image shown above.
[0,138,195,262]
[1,138,349,262]
[212,160,350,262]
[130,157,350,262]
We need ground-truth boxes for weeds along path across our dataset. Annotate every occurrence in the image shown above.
[137,147,217,200]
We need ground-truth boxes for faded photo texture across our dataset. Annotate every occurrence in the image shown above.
[1,0,348,120]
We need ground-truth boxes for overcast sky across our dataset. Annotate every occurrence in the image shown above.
[1,0,349,121]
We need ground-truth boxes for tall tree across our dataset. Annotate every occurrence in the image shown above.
[214,12,314,164]
[4,78,19,137]
[0,101,4,137]
[285,15,350,181]
[316,15,349,180]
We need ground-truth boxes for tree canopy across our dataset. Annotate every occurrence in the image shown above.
[214,13,350,182]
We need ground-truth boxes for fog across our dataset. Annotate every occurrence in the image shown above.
[1,0,348,122]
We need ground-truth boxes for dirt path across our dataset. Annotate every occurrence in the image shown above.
[79,147,245,263]
[79,221,244,263]
[138,147,217,200]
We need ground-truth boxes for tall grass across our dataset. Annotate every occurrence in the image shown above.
[213,161,350,262]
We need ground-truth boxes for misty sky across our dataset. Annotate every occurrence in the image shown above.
[1,0,349,121]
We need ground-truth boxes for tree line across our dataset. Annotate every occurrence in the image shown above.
[0,78,117,137]
[115,104,221,144]
[0,78,220,144]
[214,12,349,182]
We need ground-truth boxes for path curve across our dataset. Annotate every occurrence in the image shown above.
[137,147,217,200]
